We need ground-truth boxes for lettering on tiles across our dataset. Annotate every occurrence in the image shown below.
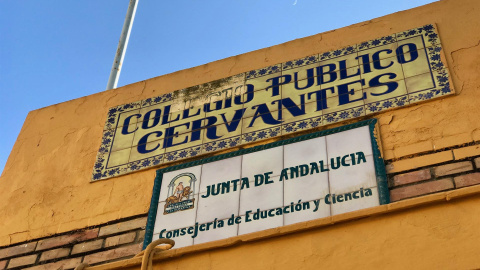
[158,186,374,240]
[146,123,386,247]
[200,151,367,199]
[93,24,452,181]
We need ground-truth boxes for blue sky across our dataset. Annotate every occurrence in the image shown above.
[0,0,437,174]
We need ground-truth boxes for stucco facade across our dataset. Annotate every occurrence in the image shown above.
[1,0,480,268]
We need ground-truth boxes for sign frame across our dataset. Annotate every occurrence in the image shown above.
[143,118,389,249]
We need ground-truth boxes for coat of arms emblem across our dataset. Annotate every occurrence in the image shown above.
[164,172,196,214]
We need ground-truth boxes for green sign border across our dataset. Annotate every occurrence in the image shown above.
[143,118,389,249]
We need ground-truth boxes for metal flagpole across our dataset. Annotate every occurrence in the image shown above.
[106,0,139,90]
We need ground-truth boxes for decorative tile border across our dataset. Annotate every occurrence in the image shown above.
[323,106,365,125]
[92,24,453,181]
[163,146,202,163]
[245,64,282,79]
[141,93,174,108]
[358,34,396,51]
[241,126,282,144]
[282,115,323,134]
[321,45,357,61]
[103,102,141,131]
[282,55,320,70]
[396,24,438,47]
[202,136,242,153]
[365,96,408,115]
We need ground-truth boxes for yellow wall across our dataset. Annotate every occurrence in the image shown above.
[1,0,480,247]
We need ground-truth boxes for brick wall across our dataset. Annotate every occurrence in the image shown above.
[388,151,480,202]
[2,147,480,269]
[0,217,147,270]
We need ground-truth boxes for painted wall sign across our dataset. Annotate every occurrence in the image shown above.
[92,24,452,181]
[143,119,389,249]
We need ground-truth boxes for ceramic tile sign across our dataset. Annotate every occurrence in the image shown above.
[92,24,453,181]
[143,119,389,249]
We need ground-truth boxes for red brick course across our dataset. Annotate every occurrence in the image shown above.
[0,214,147,269]
[0,242,37,260]
[474,157,480,168]
[36,229,99,251]
[98,217,147,237]
[7,254,37,269]
[83,243,142,265]
[390,179,454,202]
[454,172,480,188]
[23,258,82,270]
[39,248,70,262]
[71,239,104,255]
[434,161,473,177]
[393,169,431,186]
[104,232,136,248]
[137,231,145,243]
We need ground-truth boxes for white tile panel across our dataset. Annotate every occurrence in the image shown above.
[193,218,238,245]
[284,199,330,226]
[330,187,380,216]
[328,155,376,195]
[325,126,373,159]
[239,175,283,214]
[199,156,242,193]
[238,212,283,236]
[196,189,240,224]
[284,137,328,167]
[283,172,330,204]
[241,146,284,180]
